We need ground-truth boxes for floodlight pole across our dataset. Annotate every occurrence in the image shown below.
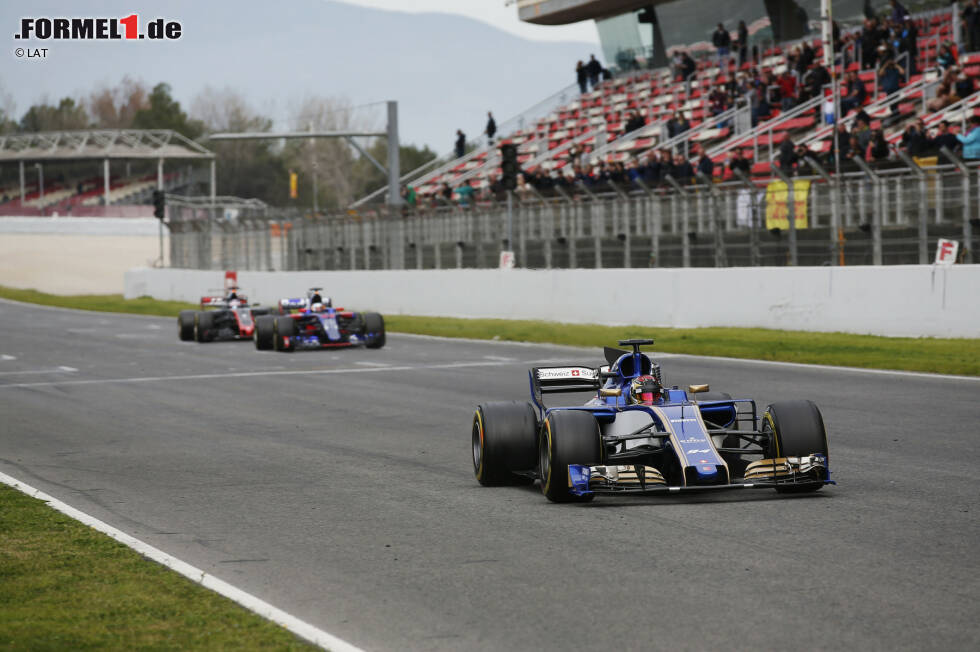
[19,160,25,203]
[804,155,842,265]
[852,156,882,265]
[157,157,164,267]
[387,101,400,208]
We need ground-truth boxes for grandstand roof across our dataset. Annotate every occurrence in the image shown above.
[0,129,214,162]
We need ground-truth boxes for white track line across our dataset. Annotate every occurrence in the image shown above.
[0,470,363,652]
[0,359,527,390]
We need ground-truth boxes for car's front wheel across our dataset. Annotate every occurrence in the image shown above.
[539,410,602,503]
[254,315,275,350]
[273,316,295,352]
[178,310,196,341]
[762,400,829,493]
[472,402,537,486]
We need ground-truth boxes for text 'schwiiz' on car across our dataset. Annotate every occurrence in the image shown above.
[177,287,270,343]
[253,288,386,352]
[471,338,832,502]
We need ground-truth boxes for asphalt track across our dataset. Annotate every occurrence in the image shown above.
[1,300,977,651]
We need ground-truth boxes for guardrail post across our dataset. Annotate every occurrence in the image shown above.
[665,174,690,267]
[771,166,798,266]
[853,157,883,265]
[893,148,928,264]
[697,172,727,267]
[941,147,974,263]
[804,156,842,265]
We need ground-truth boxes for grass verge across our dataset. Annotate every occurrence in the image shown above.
[1,285,976,376]
[0,485,316,650]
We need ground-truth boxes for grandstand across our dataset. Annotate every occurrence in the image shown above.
[0,130,214,217]
[375,3,976,204]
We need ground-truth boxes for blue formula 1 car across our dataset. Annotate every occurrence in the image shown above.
[471,339,832,502]
[253,288,385,352]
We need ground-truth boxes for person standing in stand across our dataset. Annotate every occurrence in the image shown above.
[484,112,497,145]
[586,54,602,90]
[712,23,731,63]
[575,60,588,94]
[455,129,466,159]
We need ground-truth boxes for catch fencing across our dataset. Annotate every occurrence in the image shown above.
[168,162,978,271]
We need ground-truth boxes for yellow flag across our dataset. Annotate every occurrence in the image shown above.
[765,179,810,230]
[289,171,298,199]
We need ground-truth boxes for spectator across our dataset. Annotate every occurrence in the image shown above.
[712,23,731,62]
[624,111,645,133]
[455,129,466,158]
[956,115,980,159]
[840,71,867,114]
[455,178,476,207]
[666,112,690,138]
[965,0,980,53]
[601,67,614,81]
[845,135,864,161]
[878,57,905,96]
[901,119,929,156]
[931,120,960,152]
[697,151,714,178]
[937,44,955,71]
[749,85,771,127]
[729,148,751,175]
[778,137,798,172]
[827,123,852,164]
[515,173,533,201]
[889,0,909,23]
[869,129,890,160]
[708,84,730,116]
[440,183,453,202]
[737,21,749,66]
[853,117,872,152]
[777,69,797,110]
[642,150,664,185]
[679,51,697,93]
[586,54,602,89]
[485,112,496,144]
[671,153,694,184]
[926,83,959,112]
[400,185,417,212]
[801,63,830,102]
[576,60,588,94]
[955,71,974,101]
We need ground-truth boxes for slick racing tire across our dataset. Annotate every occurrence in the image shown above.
[254,315,275,350]
[363,312,386,349]
[178,310,197,341]
[472,402,537,486]
[762,400,829,493]
[195,311,215,343]
[539,410,602,503]
[273,316,296,352]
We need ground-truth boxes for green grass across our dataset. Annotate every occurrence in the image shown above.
[384,316,979,376]
[1,285,976,376]
[0,486,317,651]
[0,286,197,316]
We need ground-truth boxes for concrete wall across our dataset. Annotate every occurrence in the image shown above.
[124,265,980,338]
[0,217,166,295]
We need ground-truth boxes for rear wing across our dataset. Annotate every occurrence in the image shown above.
[529,366,600,406]
[200,295,248,310]
[278,297,309,313]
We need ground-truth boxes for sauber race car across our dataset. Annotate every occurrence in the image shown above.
[177,288,270,343]
[472,339,832,502]
[253,288,385,352]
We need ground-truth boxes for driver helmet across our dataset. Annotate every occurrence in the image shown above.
[310,302,326,313]
[227,286,239,301]
[629,374,662,405]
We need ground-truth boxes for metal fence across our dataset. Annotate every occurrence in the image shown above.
[168,162,978,271]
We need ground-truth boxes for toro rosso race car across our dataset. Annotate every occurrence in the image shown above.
[472,339,832,502]
[254,288,385,352]
[177,288,270,343]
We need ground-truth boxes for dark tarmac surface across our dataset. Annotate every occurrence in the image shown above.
[1,300,977,651]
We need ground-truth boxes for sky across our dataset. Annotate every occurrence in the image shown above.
[332,0,600,43]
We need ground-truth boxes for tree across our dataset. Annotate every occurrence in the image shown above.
[19,97,89,132]
[87,77,148,129]
[133,83,204,139]
[351,141,438,201]
[191,87,288,203]
[0,79,16,134]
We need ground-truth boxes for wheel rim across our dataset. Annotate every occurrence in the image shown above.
[539,422,551,491]
[471,415,483,474]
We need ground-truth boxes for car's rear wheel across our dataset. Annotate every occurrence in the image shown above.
[195,311,215,343]
[178,310,196,341]
[762,400,829,493]
[254,315,275,350]
[363,312,386,349]
[273,316,296,352]
[539,410,602,503]
[472,402,537,486]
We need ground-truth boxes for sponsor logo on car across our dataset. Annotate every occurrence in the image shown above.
[537,367,597,380]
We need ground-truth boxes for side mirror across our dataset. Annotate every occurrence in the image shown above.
[687,384,709,394]
[599,388,622,397]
